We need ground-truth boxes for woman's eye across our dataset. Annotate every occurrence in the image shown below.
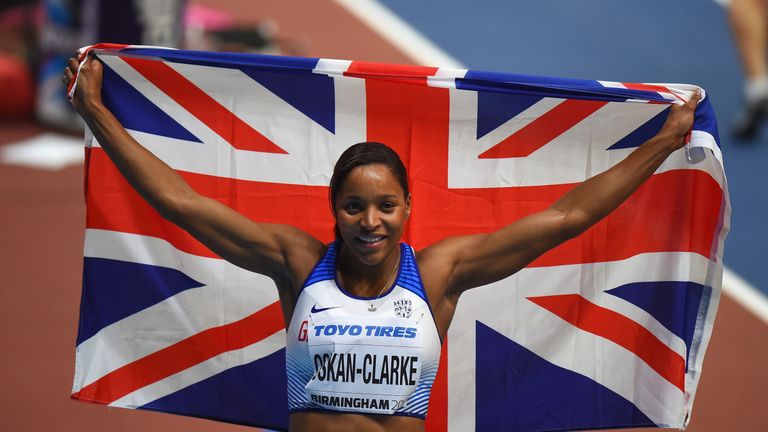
[345,203,362,213]
[382,202,396,211]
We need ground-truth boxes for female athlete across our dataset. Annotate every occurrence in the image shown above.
[64,53,699,432]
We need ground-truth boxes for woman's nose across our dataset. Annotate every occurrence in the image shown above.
[361,208,379,229]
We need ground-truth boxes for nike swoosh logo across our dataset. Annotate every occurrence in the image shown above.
[311,304,340,313]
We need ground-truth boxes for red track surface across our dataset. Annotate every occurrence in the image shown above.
[0,0,766,430]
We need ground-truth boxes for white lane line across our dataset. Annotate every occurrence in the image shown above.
[332,0,464,68]
[0,132,84,170]
[723,267,768,324]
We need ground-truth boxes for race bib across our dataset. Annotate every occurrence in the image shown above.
[306,315,424,414]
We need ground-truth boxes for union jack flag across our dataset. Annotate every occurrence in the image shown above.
[70,44,728,431]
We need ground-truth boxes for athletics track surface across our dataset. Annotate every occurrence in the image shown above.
[0,0,765,430]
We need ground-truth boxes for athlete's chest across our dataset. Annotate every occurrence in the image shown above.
[290,283,437,414]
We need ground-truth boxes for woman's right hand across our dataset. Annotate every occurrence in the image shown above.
[63,53,104,117]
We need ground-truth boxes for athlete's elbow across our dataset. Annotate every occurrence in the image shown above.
[154,189,197,224]
[558,208,594,240]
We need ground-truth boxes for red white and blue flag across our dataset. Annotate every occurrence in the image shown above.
[71,44,729,431]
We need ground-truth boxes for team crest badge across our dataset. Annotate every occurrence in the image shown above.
[393,299,412,318]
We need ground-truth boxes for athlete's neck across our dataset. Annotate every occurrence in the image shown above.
[336,243,400,297]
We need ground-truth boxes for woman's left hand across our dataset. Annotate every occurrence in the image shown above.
[656,89,701,150]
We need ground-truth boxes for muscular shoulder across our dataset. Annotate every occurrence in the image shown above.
[267,226,327,322]
[416,234,482,277]
[414,235,475,300]
[276,225,327,284]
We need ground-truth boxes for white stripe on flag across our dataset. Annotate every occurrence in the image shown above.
[597,80,627,89]
[447,251,716,430]
[108,330,285,408]
[510,252,710,362]
[100,55,367,186]
[512,300,686,427]
[73,229,280,393]
[597,80,681,103]
[427,67,469,89]
[99,55,227,151]
[445,89,716,189]
[164,60,367,183]
[312,58,352,76]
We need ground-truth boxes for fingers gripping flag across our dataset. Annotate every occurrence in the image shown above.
[71,44,728,431]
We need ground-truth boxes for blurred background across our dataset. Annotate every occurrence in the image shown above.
[0,0,765,430]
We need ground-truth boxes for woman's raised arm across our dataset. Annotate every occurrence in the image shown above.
[65,54,324,289]
[419,91,701,319]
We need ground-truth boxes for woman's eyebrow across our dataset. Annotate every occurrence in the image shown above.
[342,194,400,200]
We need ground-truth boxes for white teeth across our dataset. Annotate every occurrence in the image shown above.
[358,235,384,243]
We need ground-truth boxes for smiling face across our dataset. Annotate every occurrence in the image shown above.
[334,163,410,267]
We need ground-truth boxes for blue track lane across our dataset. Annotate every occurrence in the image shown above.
[381,0,768,294]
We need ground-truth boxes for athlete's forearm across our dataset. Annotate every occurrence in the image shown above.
[551,132,678,237]
[551,91,698,237]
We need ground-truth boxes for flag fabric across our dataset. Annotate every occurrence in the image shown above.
[71,44,728,432]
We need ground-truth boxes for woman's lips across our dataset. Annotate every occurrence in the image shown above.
[355,234,386,249]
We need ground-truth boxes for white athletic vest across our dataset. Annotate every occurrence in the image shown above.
[285,242,441,418]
